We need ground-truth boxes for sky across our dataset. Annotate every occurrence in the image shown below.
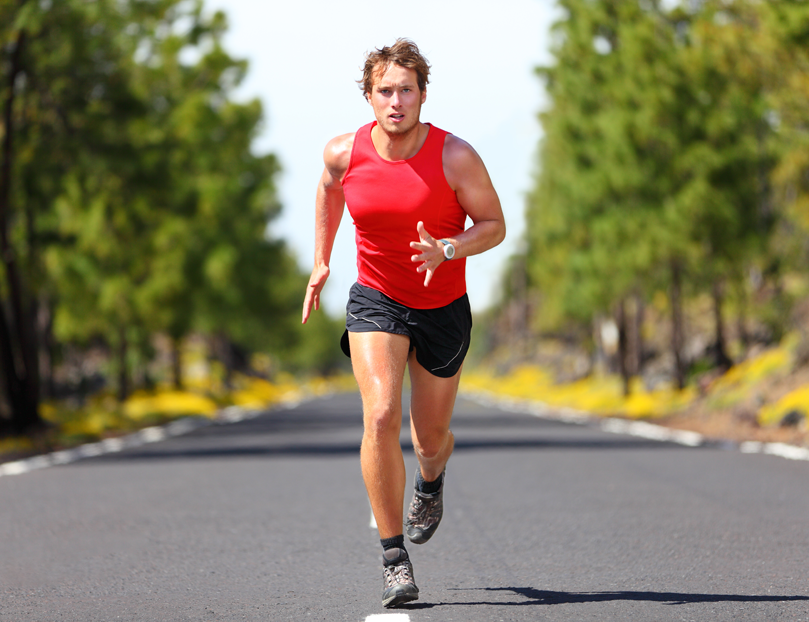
[203,0,561,314]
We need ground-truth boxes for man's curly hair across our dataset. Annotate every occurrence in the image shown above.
[358,38,431,99]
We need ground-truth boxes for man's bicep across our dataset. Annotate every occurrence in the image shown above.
[452,151,503,224]
[318,165,341,192]
[444,137,502,223]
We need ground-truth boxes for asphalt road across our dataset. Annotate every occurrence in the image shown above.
[1,392,808,621]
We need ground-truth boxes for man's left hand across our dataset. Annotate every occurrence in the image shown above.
[410,221,446,287]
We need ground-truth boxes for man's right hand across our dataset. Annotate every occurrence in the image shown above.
[302,264,330,324]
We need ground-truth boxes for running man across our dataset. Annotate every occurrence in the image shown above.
[301,39,505,608]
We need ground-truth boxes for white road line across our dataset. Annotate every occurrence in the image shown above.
[101,438,125,453]
[0,402,303,479]
[0,460,30,476]
[601,418,704,447]
[50,449,79,465]
[365,614,410,622]
[762,442,809,461]
[369,498,377,529]
[78,442,105,458]
[139,426,166,443]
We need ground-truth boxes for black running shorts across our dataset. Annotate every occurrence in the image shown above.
[341,282,472,379]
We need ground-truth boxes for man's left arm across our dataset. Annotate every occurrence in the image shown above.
[410,135,506,286]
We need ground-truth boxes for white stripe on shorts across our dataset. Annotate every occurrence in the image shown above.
[430,339,465,373]
[349,312,383,330]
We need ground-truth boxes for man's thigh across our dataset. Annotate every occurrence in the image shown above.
[408,352,462,436]
[349,331,411,413]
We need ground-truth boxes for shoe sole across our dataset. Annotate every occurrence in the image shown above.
[405,523,440,545]
[383,589,419,608]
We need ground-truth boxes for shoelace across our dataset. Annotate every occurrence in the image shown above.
[408,492,439,524]
[408,496,425,520]
[384,562,413,587]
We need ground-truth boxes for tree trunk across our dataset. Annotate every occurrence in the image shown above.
[670,260,686,391]
[712,280,732,371]
[0,29,42,433]
[37,297,56,400]
[0,301,27,433]
[117,327,129,403]
[211,333,234,391]
[616,298,630,397]
[633,293,645,377]
[736,277,749,354]
[171,337,183,390]
[512,255,530,358]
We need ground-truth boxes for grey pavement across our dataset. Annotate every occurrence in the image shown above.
[1,392,808,621]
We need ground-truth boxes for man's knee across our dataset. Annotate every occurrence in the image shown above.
[363,404,401,440]
[413,428,452,460]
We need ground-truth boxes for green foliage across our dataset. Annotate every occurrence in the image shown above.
[1,0,317,423]
[284,308,350,376]
[521,0,787,349]
[765,1,809,239]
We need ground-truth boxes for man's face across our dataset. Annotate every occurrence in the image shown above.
[367,63,426,136]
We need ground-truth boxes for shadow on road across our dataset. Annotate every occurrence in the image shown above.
[445,586,809,606]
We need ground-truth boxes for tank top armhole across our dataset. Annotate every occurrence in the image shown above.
[343,122,373,182]
[343,131,359,181]
[438,130,452,191]
[437,130,460,207]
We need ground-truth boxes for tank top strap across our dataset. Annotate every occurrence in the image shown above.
[345,122,375,178]
[348,122,448,169]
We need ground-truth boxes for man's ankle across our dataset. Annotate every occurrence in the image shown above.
[381,535,408,566]
[416,469,444,494]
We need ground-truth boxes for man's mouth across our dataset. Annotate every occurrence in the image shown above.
[390,114,404,121]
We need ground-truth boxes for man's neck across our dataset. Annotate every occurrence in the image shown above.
[371,122,428,162]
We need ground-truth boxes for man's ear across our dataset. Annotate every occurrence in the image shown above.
[421,88,427,104]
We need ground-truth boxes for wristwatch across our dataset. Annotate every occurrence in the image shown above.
[440,239,455,260]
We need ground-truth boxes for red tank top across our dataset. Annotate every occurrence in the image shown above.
[342,122,467,309]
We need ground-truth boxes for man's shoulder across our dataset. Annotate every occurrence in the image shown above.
[441,133,485,187]
[325,131,356,159]
[323,131,357,178]
[441,133,477,161]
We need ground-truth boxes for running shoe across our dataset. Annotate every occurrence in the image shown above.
[381,548,419,607]
[405,469,444,544]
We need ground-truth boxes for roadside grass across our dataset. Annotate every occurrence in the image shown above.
[462,366,697,418]
[461,333,808,433]
[5,334,808,461]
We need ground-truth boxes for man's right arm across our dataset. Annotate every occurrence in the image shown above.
[301,133,354,324]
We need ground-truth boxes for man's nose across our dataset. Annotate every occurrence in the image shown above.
[391,92,401,107]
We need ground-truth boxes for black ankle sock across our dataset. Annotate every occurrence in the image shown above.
[381,534,405,552]
[416,469,443,495]
[380,535,408,566]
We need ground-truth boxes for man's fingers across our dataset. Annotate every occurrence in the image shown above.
[416,220,434,242]
[302,274,326,324]
[412,222,440,285]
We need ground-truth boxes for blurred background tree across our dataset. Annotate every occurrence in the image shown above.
[4,0,809,440]
[0,0,345,436]
[498,0,807,393]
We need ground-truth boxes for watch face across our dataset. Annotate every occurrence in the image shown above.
[443,242,455,259]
